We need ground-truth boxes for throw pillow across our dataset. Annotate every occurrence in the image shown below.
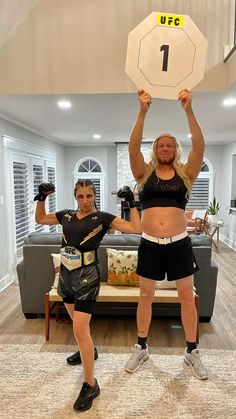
[106,248,139,286]
[51,253,61,288]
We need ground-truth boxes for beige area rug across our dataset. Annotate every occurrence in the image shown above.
[0,345,235,419]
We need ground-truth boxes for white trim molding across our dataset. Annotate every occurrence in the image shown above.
[0,274,13,292]
[3,135,56,160]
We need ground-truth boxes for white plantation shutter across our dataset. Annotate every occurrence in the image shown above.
[187,177,210,209]
[13,159,30,252]
[91,178,101,211]
[186,161,212,210]
[33,163,45,232]
[9,151,57,255]
[47,163,57,232]
[4,138,57,277]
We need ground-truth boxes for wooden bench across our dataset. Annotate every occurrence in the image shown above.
[45,284,199,342]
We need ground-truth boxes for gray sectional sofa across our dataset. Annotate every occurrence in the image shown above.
[17,232,218,321]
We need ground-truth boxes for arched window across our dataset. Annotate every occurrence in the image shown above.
[187,158,213,209]
[78,160,102,173]
[74,158,104,210]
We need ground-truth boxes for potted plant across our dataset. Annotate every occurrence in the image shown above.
[207,197,220,224]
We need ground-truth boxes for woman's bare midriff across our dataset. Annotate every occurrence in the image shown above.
[141,207,187,237]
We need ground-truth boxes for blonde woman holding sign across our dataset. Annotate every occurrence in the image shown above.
[125,88,208,380]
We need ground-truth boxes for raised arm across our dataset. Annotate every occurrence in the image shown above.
[129,89,151,181]
[34,182,59,225]
[179,89,205,183]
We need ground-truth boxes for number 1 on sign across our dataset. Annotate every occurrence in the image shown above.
[160,44,169,71]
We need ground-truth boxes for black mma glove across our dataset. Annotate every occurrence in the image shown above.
[34,182,55,201]
[117,185,136,208]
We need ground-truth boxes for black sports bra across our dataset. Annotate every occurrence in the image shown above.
[138,171,188,210]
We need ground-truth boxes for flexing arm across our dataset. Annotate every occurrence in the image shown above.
[110,208,141,234]
[109,186,141,234]
[35,202,59,225]
[34,183,59,225]
[179,89,205,182]
[129,89,151,181]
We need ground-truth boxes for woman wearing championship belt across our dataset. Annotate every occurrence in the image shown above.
[34,179,141,412]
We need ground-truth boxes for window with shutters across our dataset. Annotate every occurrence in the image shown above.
[46,162,57,233]
[5,142,57,260]
[12,158,30,252]
[74,158,104,210]
[187,159,213,210]
[33,161,45,233]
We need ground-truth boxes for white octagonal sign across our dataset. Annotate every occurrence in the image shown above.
[125,12,208,100]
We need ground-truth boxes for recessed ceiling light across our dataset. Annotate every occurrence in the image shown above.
[57,100,72,109]
[93,134,101,139]
[222,97,236,107]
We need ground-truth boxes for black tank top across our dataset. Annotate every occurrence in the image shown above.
[138,171,188,210]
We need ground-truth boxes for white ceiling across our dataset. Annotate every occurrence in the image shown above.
[0,1,235,146]
[0,81,236,146]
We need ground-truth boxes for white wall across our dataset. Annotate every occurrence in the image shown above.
[0,0,234,93]
[219,139,236,249]
[0,136,9,288]
[0,118,66,208]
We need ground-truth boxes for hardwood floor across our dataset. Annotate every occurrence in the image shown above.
[0,242,235,350]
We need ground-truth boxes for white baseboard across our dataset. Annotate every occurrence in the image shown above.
[220,234,236,251]
[0,274,13,292]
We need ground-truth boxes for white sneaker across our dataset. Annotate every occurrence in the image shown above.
[125,344,149,373]
[184,348,208,380]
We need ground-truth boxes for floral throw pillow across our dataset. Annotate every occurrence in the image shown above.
[106,248,139,286]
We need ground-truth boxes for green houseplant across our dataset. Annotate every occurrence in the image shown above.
[207,197,220,215]
[207,197,220,225]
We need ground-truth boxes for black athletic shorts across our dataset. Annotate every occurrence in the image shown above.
[57,264,100,313]
[136,236,199,281]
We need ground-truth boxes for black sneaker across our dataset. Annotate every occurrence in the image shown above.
[73,378,100,411]
[66,347,98,365]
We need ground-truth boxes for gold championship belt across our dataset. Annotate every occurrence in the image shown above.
[60,246,96,271]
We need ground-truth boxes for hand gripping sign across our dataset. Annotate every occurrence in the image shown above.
[125,12,208,100]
